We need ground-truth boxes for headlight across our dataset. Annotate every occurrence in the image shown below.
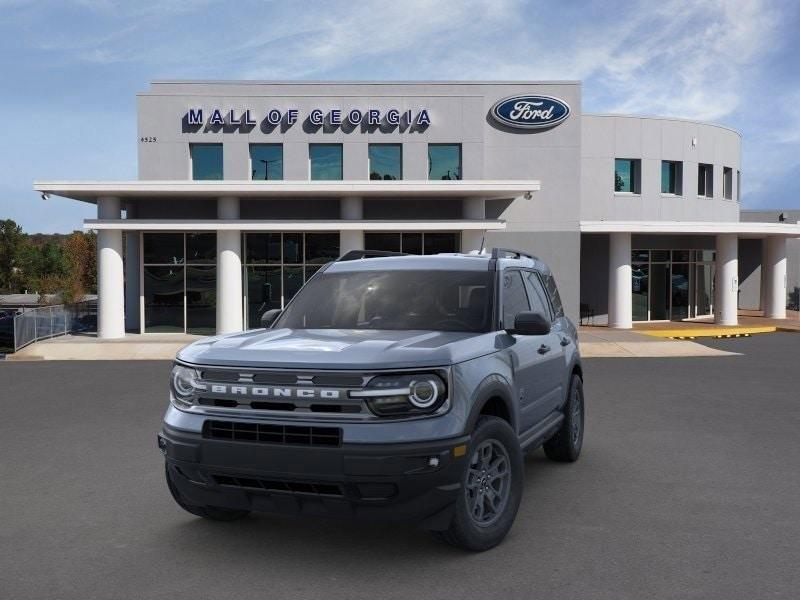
[351,373,447,417]
[170,364,205,408]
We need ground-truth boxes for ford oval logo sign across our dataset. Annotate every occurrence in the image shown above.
[490,95,571,130]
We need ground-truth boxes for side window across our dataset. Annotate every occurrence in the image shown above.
[502,270,530,328]
[544,274,564,317]
[522,271,552,320]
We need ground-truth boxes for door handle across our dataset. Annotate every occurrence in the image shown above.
[538,344,551,354]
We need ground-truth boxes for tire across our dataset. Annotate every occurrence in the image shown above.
[432,416,523,551]
[165,464,250,522]
[543,374,584,462]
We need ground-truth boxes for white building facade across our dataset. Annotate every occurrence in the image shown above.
[34,81,800,338]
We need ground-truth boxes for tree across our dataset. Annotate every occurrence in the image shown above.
[60,231,97,303]
[0,222,97,300]
[34,231,95,305]
[0,219,26,293]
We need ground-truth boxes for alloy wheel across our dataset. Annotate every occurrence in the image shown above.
[465,439,511,527]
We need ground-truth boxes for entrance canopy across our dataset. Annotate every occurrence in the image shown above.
[83,219,505,231]
[582,220,800,330]
[34,180,541,204]
[580,220,800,238]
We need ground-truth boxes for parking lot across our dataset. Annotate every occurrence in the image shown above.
[1,333,799,599]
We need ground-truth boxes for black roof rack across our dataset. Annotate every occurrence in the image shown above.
[337,249,409,262]
[490,247,539,261]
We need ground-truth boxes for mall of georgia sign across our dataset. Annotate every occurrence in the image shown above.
[490,95,570,130]
[184,107,431,131]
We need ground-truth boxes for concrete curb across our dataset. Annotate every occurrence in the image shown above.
[638,326,777,339]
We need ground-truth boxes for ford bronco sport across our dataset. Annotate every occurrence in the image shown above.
[159,248,584,551]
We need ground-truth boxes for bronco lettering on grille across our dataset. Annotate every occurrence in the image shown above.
[209,385,341,399]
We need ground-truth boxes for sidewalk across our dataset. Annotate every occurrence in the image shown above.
[7,329,736,361]
[578,326,737,357]
[7,333,201,361]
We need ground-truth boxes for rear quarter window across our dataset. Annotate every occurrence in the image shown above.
[544,274,564,318]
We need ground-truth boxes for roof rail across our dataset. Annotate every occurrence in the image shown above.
[490,247,539,261]
[337,249,409,262]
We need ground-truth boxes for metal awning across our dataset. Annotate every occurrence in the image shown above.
[35,180,541,203]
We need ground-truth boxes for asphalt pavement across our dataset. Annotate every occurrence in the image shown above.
[1,333,799,599]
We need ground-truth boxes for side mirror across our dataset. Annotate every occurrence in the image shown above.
[507,311,551,336]
[260,308,282,329]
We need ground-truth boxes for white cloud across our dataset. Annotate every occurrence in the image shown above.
[235,0,520,79]
[597,0,780,121]
[4,0,798,211]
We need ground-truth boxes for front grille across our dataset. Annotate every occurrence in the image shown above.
[192,368,371,418]
[212,474,344,497]
[197,397,362,414]
[199,369,366,387]
[203,420,342,447]
[310,374,365,387]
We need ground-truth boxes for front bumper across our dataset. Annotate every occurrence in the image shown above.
[159,423,470,530]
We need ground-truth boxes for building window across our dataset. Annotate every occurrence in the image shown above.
[368,144,402,180]
[661,161,683,195]
[190,144,223,180]
[309,144,343,180]
[428,144,461,180]
[142,233,217,334]
[736,170,741,202]
[723,166,733,200]
[243,232,340,328]
[250,144,283,180]
[185,265,217,335]
[698,163,714,198]
[614,158,640,193]
[364,232,460,255]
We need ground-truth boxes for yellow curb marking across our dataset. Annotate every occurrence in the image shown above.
[639,326,777,339]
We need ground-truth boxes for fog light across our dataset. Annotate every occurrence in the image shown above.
[157,434,167,454]
[428,456,440,468]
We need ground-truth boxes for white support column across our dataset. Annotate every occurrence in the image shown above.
[759,239,768,314]
[764,236,787,319]
[216,197,243,334]
[339,196,363,255]
[608,232,632,329]
[714,233,739,326]
[462,197,486,253]
[124,203,140,332]
[97,197,125,339]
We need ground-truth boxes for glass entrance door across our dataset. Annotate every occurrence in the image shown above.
[650,263,670,320]
[632,263,649,321]
[631,249,717,322]
[670,263,691,320]
[695,263,714,317]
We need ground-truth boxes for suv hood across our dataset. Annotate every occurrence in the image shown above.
[177,328,498,370]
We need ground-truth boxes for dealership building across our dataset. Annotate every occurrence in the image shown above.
[34,81,800,338]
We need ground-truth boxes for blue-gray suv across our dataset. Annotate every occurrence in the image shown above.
[159,248,584,551]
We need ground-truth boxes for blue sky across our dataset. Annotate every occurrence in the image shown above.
[1,0,798,233]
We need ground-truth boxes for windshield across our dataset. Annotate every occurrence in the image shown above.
[275,269,494,332]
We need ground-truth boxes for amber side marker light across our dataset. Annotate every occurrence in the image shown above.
[452,444,467,458]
